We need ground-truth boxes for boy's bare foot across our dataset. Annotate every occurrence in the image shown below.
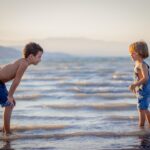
[0,128,4,132]
[6,131,12,135]
[139,124,145,129]
[2,131,12,136]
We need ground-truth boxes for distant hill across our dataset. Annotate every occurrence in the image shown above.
[42,51,75,61]
[36,37,129,56]
[0,46,21,58]
[3,37,129,56]
[0,45,75,61]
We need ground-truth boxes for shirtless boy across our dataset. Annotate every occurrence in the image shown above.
[0,42,43,135]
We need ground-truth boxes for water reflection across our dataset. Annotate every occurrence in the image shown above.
[138,135,150,150]
[0,141,14,150]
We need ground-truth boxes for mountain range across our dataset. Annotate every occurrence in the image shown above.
[0,38,130,56]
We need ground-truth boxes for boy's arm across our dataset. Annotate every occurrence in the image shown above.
[8,60,28,103]
[133,63,149,86]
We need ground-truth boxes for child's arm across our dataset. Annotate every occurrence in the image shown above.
[7,60,28,105]
[129,63,149,93]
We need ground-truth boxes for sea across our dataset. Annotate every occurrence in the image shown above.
[1,56,150,150]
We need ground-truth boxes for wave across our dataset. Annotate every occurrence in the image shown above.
[16,87,129,96]
[13,92,134,101]
[15,94,42,100]
[5,116,91,121]
[105,115,138,121]
[0,125,70,132]
[1,130,150,141]
[59,82,113,87]
[73,93,134,100]
[66,87,129,94]
[22,76,68,81]
[112,73,132,81]
[34,103,136,111]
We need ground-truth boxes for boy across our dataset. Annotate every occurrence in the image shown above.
[0,42,43,134]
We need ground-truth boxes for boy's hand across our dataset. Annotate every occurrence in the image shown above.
[7,96,15,107]
[129,84,136,94]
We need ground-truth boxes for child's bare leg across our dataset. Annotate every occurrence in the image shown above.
[0,128,4,132]
[2,127,4,133]
[0,127,4,133]
[3,106,13,134]
[145,110,150,126]
[138,110,146,127]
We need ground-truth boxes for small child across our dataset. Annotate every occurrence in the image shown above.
[129,41,150,127]
[0,42,43,134]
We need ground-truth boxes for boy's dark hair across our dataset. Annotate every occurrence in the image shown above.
[23,42,43,58]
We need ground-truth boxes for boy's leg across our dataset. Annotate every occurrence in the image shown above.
[145,110,150,126]
[3,106,13,134]
[138,110,146,127]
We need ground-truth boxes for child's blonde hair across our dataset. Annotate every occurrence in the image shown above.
[129,41,149,59]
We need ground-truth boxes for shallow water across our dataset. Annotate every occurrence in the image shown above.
[0,57,150,150]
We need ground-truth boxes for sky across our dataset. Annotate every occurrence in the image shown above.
[0,0,150,56]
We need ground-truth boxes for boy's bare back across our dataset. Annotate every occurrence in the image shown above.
[0,58,28,83]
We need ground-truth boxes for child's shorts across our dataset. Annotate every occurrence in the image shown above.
[137,99,149,110]
[137,90,150,110]
[0,81,12,107]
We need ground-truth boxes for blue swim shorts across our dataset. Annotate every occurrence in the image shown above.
[0,81,12,107]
